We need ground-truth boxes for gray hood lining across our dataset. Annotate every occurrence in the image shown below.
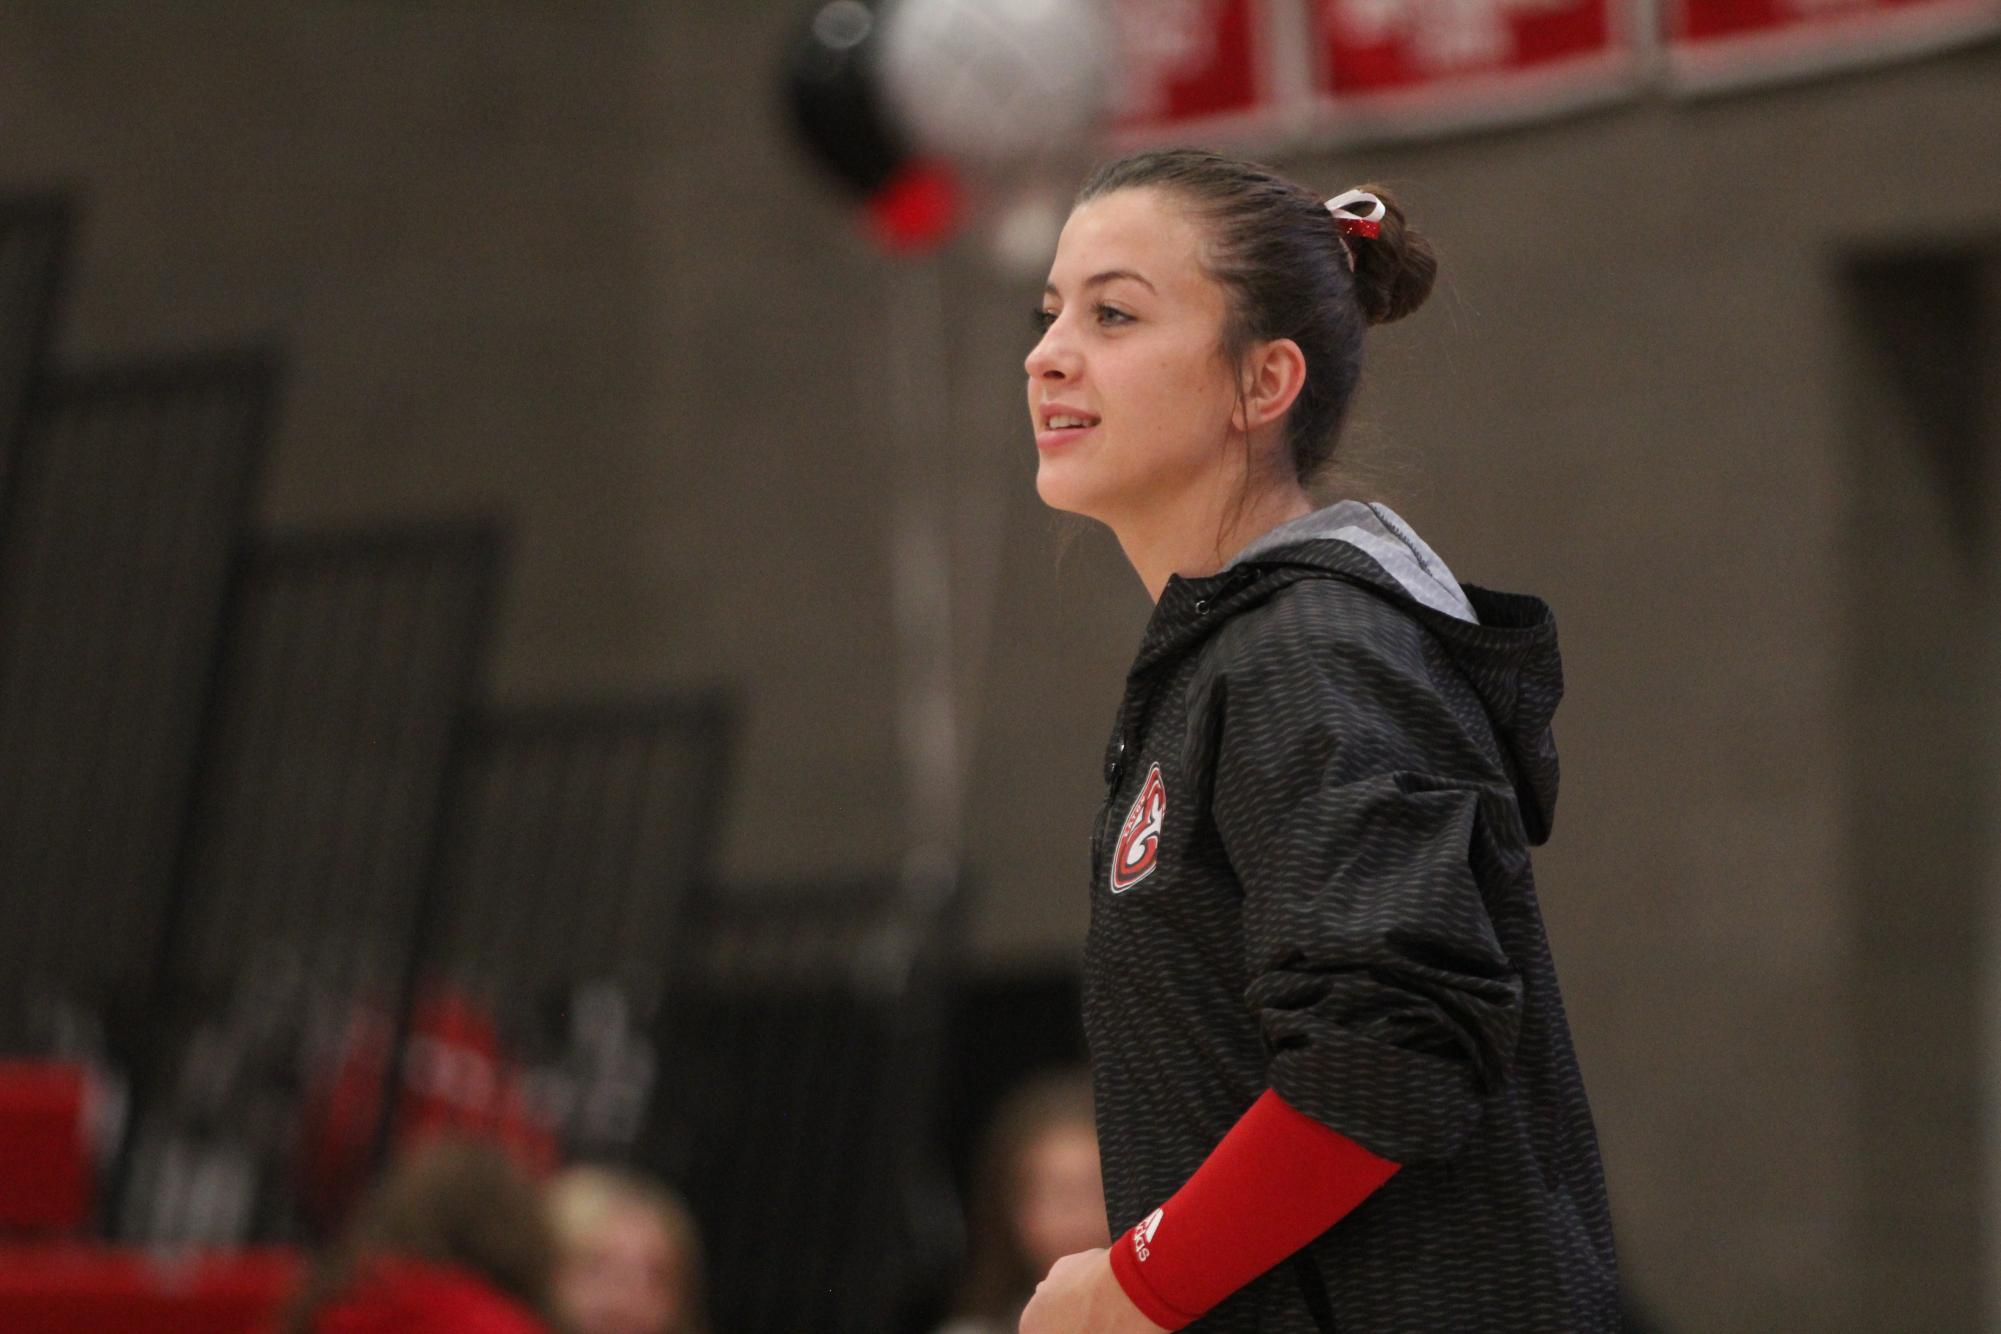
[1227,500,1480,624]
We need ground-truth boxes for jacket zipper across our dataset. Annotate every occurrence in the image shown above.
[1093,733,1127,882]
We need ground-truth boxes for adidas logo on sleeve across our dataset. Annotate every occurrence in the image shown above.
[1133,1206,1164,1262]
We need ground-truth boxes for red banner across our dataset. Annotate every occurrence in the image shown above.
[1308,0,1632,126]
[1108,0,1278,142]
[1092,0,1995,149]
[1667,0,2001,85]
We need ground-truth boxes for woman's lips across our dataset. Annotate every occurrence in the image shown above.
[1035,422,1097,451]
[1035,403,1099,452]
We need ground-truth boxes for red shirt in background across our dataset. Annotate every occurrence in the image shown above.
[313,1259,548,1334]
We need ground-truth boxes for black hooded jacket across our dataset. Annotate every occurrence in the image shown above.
[1084,519,1619,1332]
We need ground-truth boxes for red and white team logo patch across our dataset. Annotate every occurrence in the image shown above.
[1110,762,1167,893]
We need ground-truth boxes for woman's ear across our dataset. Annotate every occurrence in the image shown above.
[1232,337,1307,433]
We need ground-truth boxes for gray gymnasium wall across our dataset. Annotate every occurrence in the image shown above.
[1,2,1997,1329]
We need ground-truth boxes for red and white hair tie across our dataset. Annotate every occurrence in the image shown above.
[1325,189,1386,271]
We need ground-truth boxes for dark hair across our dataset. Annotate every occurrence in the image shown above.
[953,1067,1099,1323]
[1074,147,1437,489]
[279,1137,559,1333]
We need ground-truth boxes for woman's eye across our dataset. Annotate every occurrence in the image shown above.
[1032,307,1057,332]
[1094,304,1132,326]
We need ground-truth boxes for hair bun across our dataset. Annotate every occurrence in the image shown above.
[1340,183,1438,327]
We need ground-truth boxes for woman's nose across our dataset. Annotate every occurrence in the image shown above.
[1024,323,1076,381]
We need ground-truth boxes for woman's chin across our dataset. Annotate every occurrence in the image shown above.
[1034,459,1105,520]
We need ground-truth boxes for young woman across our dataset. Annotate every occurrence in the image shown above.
[1016,149,1619,1332]
[547,1164,710,1334]
[936,1069,1108,1334]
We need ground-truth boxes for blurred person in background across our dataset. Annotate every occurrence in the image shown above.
[547,1163,708,1334]
[279,1135,558,1334]
[937,1069,1107,1334]
[1018,147,1617,1332]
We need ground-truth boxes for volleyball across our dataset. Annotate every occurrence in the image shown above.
[878,0,1113,170]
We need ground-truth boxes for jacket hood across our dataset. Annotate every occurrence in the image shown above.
[1137,503,1564,843]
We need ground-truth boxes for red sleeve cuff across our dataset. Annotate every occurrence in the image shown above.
[1107,1090,1399,1326]
[1110,1217,1197,1330]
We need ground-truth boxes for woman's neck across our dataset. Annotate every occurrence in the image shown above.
[1112,478,1316,604]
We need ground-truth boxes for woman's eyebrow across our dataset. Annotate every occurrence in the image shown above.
[1043,269,1158,298]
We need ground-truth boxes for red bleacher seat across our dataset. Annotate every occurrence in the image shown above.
[0,1062,87,1233]
[0,1245,300,1334]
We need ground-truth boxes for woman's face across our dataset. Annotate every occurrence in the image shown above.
[554,1203,687,1334]
[1026,187,1240,526]
[1013,1122,1109,1277]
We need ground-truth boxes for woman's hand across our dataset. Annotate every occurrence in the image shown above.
[1019,1247,1168,1334]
